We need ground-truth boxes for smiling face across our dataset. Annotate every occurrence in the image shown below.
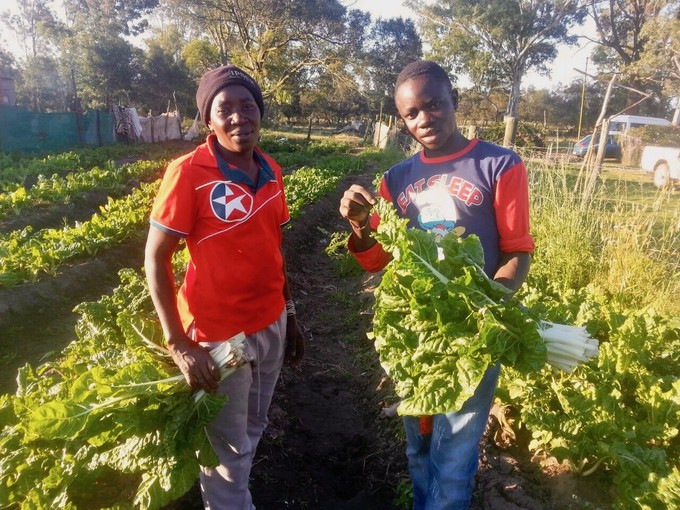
[395,75,464,158]
[208,85,261,154]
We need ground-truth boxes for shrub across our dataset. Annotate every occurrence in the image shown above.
[479,122,546,148]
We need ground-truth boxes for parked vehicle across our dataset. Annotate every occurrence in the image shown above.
[641,145,680,188]
[608,115,671,135]
[572,134,621,160]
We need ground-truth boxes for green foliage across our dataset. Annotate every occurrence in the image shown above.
[370,198,546,415]
[628,125,680,148]
[0,144,163,188]
[527,163,680,317]
[0,181,158,287]
[498,161,680,507]
[414,0,585,117]
[323,230,363,278]
[393,478,414,509]
[504,286,680,509]
[0,270,224,509]
[283,151,363,217]
[0,159,165,219]
[284,166,346,217]
[480,122,546,148]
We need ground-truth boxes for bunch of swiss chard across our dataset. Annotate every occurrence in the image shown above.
[369,198,598,416]
[0,280,249,510]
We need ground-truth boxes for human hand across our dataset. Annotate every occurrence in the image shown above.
[167,335,221,392]
[339,184,376,228]
[284,315,305,367]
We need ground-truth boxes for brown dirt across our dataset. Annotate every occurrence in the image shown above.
[0,165,611,510]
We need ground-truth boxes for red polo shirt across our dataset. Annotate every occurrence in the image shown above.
[150,134,290,341]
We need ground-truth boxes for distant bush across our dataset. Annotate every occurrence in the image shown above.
[628,124,680,147]
[479,122,546,148]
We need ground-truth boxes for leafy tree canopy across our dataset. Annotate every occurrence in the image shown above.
[159,0,368,102]
[363,16,422,113]
[62,0,159,36]
[408,0,587,119]
[624,10,680,99]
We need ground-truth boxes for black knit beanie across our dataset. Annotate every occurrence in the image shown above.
[196,64,265,124]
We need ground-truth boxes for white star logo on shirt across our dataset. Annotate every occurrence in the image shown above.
[213,191,247,216]
[210,182,253,222]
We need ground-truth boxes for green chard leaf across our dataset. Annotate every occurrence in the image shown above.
[370,198,547,416]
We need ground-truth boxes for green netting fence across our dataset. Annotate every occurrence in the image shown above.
[0,105,116,154]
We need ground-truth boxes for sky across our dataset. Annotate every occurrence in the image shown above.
[2,0,597,90]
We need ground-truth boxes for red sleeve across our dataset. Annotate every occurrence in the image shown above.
[494,162,535,253]
[150,157,196,237]
[348,233,391,273]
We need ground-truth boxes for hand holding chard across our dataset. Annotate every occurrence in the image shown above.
[0,314,250,509]
[369,199,599,416]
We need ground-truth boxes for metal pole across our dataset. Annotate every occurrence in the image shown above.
[577,57,588,140]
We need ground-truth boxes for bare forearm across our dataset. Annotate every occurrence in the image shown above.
[145,254,187,345]
[348,217,377,252]
[493,252,531,293]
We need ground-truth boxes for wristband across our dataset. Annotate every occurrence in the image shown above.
[350,215,371,231]
[285,299,296,316]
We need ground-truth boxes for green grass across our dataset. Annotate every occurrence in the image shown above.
[526,157,680,317]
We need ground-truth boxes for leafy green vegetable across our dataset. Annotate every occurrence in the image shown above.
[370,198,547,416]
[0,308,247,509]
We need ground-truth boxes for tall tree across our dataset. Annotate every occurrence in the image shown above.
[55,0,159,109]
[61,0,159,36]
[584,0,675,111]
[408,0,587,122]
[181,39,222,80]
[15,54,69,111]
[1,0,69,110]
[130,27,196,115]
[159,0,370,103]
[0,47,16,78]
[364,16,423,114]
[621,9,680,123]
[0,0,62,59]
[66,31,142,109]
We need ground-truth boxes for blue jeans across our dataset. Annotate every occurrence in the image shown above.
[403,363,500,510]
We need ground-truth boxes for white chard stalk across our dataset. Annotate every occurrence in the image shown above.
[194,332,251,402]
[538,321,599,373]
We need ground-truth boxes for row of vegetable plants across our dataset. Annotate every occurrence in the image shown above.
[506,282,679,509]
[0,159,164,220]
[510,163,680,510]
[0,139,402,509]
[0,139,387,288]
[502,162,679,508]
[0,179,159,288]
[0,143,182,189]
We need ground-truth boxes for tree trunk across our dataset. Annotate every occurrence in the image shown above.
[504,69,522,146]
[502,116,517,148]
[505,73,521,119]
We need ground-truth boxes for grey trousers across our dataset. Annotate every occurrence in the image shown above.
[199,310,287,510]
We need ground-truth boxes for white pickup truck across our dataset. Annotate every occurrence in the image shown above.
[640,145,680,188]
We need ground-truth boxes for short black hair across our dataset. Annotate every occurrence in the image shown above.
[395,60,453,92]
